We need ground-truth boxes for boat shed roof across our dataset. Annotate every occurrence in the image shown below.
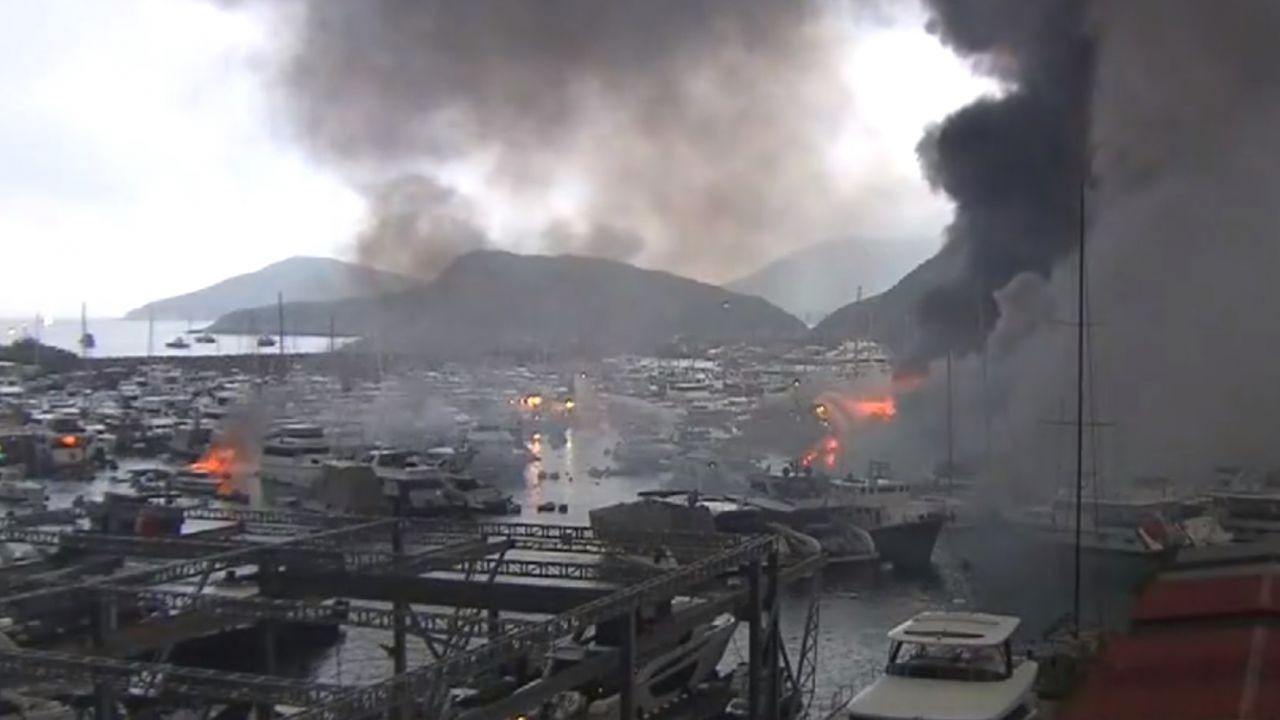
[886,612,1021,646]
[1132,567,1280,625]
[1059,626,1280,720]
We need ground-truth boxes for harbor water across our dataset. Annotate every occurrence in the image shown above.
[1,317,348,357]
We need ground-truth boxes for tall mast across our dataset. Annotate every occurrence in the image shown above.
[277,292,285,356]
[1072,131,1088,639]
[945,350,954,495]
[1071,28,1094,638]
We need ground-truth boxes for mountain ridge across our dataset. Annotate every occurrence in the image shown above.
[726,235,933,323]
[208,250,806,357]
[123,256,416,321]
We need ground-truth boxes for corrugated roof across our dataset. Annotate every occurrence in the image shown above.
[1060,626,1280,720]
[1132,569,1280,624]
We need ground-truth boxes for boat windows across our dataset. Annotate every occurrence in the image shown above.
[886,640,1011,682]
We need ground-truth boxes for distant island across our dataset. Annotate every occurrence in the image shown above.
[207,250,806,358]
[727,235,932,324]
[123,256,417,322]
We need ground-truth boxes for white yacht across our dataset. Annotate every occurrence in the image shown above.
[845,612,1038,720]
[259,423,332,489]
[0,467,45,506]
[1010,494,1230,556]
[548,603,737,717]
[462,424,529,479]
[1204,466,1280,540]
[34,414,90,475]
[366,448,513,515]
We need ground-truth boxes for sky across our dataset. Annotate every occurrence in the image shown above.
[0,0,994,318]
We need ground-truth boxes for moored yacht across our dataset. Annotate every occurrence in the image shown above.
[367,448,513,515]
[259,422,332,489]
[546,600,738,717]
[742,461,945,572]
[845,612,1039,720]
[0,467,45,506]
[1203,466,1280,540]
[1010,493,1230,556]
[33,414,91,476]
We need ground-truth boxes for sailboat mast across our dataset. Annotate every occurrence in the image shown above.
[277,292,285,359]
[945,350,954,495]
[1072,152,1088,638]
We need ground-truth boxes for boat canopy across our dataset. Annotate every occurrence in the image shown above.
[887,612,1020,647]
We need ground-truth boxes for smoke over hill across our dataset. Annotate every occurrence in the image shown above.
[226,0,949,283]
[858,0,1280,491]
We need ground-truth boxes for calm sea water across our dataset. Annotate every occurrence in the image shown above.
[1,317,348,358]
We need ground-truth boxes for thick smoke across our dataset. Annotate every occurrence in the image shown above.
[912,0,1090,361]
[241,0,924,281]
[865,0,1280,492]
[355,175,488,281]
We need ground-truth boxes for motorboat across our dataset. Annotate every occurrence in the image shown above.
[367,448,514,515]
[546,600,738,717]
[462,423,530,480]
[593,492,835,565]
[1203,466,1280,540]
[33,415,91,476]
[741,461,945,572]
[84,492,185,536]
[0,467,45,506]
[845,612,1039,720]
[1009,493,1231,557]
[256,334,277,348]
[164,336,190,350]
[259,422,332,490]
[194,332,217,344]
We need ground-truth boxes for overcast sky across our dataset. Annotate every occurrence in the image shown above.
[0,0,993,318]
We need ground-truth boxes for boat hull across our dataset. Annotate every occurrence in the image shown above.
[943,521,1160,636]
[870,516,945,573]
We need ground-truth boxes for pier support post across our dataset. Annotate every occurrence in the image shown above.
[389,518,410,720]
[256,552,279,720]
[254,621,279,720]
[747,557,763,720]
[92,594,118,720]
[487,607,501,641]
[766,550,782,720]
[620,607,637,720]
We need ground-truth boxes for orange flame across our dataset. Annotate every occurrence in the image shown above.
[57,435,80,448]
[853,397,896,421]
[189,445,239,497]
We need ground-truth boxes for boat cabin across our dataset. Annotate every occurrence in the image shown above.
[846,612,1039,720]
[885,612,1020,682]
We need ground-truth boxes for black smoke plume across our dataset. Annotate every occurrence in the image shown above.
[911,0,1091,361]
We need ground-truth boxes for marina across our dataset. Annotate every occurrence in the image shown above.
[3,0,1272,715]
[0,345,1269,719]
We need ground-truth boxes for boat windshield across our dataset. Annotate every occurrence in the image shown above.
[886,641,1010,682]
